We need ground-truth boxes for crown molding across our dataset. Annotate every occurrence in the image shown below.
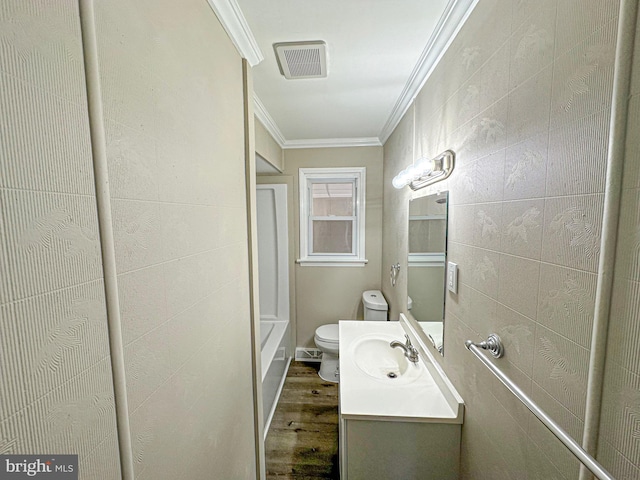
[253,94,287,146]
[378,0,478,144]
[253,95,381,149]
[282,137,382,149]
[206,0,263,67]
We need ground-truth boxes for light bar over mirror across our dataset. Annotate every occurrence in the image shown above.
[392,150,455,191]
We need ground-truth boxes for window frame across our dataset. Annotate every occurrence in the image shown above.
[298,167,367,266]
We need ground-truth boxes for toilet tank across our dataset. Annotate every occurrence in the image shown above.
[362,290,388,321]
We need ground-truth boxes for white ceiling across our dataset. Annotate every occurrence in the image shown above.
[222,0,476,147]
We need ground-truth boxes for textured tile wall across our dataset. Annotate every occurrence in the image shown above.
[0,1,120,477]
[1,0,256,478]
[93,0,256,478]
[381,0,630,478]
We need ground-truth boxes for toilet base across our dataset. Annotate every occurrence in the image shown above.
[318,352,339,383]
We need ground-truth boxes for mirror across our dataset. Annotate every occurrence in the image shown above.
[407,191,448,355]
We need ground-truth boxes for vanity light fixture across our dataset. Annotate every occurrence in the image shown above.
[392,150,455,191]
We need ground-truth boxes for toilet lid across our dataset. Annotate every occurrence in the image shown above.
[315,324,339,343]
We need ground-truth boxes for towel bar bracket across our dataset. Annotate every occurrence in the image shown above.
[465,333,504,358]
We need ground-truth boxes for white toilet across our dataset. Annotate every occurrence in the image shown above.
[314,290,389,382]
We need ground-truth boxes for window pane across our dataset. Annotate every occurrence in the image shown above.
[312,220,353,254]
[311,183,353,216]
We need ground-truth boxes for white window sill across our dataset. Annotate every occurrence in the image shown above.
[296,258,368,267]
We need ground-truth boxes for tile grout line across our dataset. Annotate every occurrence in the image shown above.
[77,1,134,479]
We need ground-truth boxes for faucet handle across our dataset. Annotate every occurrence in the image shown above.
[404,334,412,346]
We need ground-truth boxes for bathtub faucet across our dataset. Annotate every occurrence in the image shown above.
[390,334,419,363]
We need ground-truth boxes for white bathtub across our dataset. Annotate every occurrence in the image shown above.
[261,320,291,438]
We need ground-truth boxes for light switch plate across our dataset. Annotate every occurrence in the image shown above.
[447,261,458,294]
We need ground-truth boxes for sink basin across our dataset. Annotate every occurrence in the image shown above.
[339,320,464,423]
[350,333,422,384]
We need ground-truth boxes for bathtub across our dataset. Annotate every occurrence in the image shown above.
[261,319,291,438]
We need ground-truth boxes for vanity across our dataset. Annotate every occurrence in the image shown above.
[338,316,463,480]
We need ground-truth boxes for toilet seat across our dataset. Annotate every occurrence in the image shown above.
[314,323,340,383]
[315,324,339,344]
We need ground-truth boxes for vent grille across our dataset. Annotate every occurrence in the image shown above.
[274,41,327,79]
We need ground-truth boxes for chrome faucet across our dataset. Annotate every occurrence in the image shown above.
[390,334,419,363]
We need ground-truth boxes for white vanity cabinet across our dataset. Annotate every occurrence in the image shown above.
[338,319,464,480]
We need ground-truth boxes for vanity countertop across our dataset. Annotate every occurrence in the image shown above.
[339,320,463,423]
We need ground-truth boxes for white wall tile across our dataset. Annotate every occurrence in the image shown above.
[494,303,536,377]
[465,44,511,121]
[532,325,589,420]
[500,199,544,260]
[448,204,475,245]
[0,1,87,103]
[528,383,583,478]
[623,96,640,190]
[118,264,168,346]
[448,160,478,205]
[541,194,604,273]
[105,120,159,201]
[554,0,620,58]
[0,189,104,299]
[0,281,110,420]
[546,108,610,196]
[536,263,596,349]
[473,202,503,250]
[550,18,617,130]
[506,65,553,147]
[608,277,640,376]
[615,188,640,282]
[0,73,95,195]
[475,149,507,203]
[458,286,499,338]
[497,253,540,319]
[508,0,557,90]
[0,359,118,466]
[449,0,512,78]
[112,199,164,274]
[466,246,501,298]
[503,133,549,201]
[523,439,569,480]
[598,362,640,469]
[597,439,640,480]
[459,99,509,166]
[0,213,10,305]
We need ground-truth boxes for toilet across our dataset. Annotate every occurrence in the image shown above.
[314,290,389,382]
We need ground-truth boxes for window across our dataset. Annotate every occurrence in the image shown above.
[298,167,367,266]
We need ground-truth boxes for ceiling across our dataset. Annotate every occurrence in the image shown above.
[220,0,476,148]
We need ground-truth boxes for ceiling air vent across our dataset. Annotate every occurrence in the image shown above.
[274,41,327,79]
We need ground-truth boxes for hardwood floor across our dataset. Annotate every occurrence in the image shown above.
[265,361,340,479]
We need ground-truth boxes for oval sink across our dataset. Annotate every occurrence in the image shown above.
[350,334,422,384]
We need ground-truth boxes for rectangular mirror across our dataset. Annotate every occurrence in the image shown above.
[407,191,448,355]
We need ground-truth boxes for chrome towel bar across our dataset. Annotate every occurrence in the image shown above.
[465,335,615,480]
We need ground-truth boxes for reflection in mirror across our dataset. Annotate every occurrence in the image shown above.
[407,191,448,355]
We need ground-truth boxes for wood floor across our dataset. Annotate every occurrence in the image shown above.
[265,361,340,479]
